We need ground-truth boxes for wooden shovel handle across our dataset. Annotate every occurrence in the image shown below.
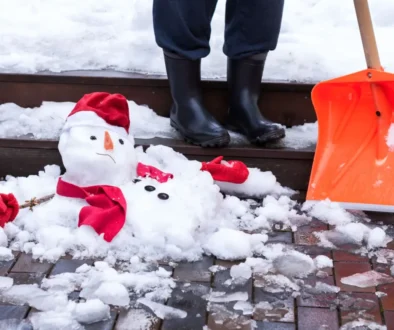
[353,0,381,70]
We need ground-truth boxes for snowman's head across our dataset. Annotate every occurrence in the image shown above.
[58,92,138,187]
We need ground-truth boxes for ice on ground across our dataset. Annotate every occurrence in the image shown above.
[73,299,110,324]
[137,298,187,319]
[208,303,256,328]
[341,270,394,288]
[115,309,160,330]
[254,274,300,293]
[233,301,254,316]
[311,282,340,294]
[205,291,249,303]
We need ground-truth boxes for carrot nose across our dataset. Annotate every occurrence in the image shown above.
[104,131,114,151]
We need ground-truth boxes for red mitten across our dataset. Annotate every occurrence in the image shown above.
[136,163,174,183]
[200,156,249,184]
[0,193,19,227]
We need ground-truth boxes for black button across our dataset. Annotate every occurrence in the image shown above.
[90,136,97,140]
[145,185,156,192]
[119,139,124,145]
[157,193,169,200]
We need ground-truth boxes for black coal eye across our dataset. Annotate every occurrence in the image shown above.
[144,185,156,192]
[133,179,141,183]
[119,139,124,145]
[90,136,97,140]
[157,193,169,200]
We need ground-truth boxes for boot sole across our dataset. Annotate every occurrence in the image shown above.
[171,120,230,148]
[251,129,286,145]
[226,124,285,145]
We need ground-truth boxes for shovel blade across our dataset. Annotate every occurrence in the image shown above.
[306,69,394,211]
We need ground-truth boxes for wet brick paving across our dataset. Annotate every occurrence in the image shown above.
[1,217,394,330]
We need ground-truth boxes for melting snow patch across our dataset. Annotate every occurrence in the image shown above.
[233,301,254,315]
[341,270,394,288]
[206,291,249,303]
[137,298,187,319]
[272,250,315,278]
[376,291,387,298]
[340,318,387,330]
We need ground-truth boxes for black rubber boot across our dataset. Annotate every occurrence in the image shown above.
[226,53,285,144]
[164,52,230,147]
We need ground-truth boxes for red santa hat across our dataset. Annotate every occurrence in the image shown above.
[62,92,130,138]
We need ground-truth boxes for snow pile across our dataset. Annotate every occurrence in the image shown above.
[302,200,391,253]
[1,0,394,83]
[73,299,110,324]
[0,144,297,264]
[230,263,252,284]
[314,255,333,269]
[0,260,177,328]
[0,101,317,149]
[0,276,13,291]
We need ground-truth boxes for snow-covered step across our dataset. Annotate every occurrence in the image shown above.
[0,71,315,129]
[0,136,314,192]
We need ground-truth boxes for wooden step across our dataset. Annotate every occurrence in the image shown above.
[0,71,317,190]
[0,137,314,191]
[0,70,316,127]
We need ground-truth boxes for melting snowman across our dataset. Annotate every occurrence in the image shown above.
[5,92,291,262]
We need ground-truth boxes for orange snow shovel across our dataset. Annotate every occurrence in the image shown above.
[306,0,394,212]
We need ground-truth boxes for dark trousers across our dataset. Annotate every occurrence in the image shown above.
[152,0,285,60]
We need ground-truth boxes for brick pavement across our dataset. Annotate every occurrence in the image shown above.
[0,218,393,329]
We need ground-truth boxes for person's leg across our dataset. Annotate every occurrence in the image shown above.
[153,0,230,147]
[224,0,286,144]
